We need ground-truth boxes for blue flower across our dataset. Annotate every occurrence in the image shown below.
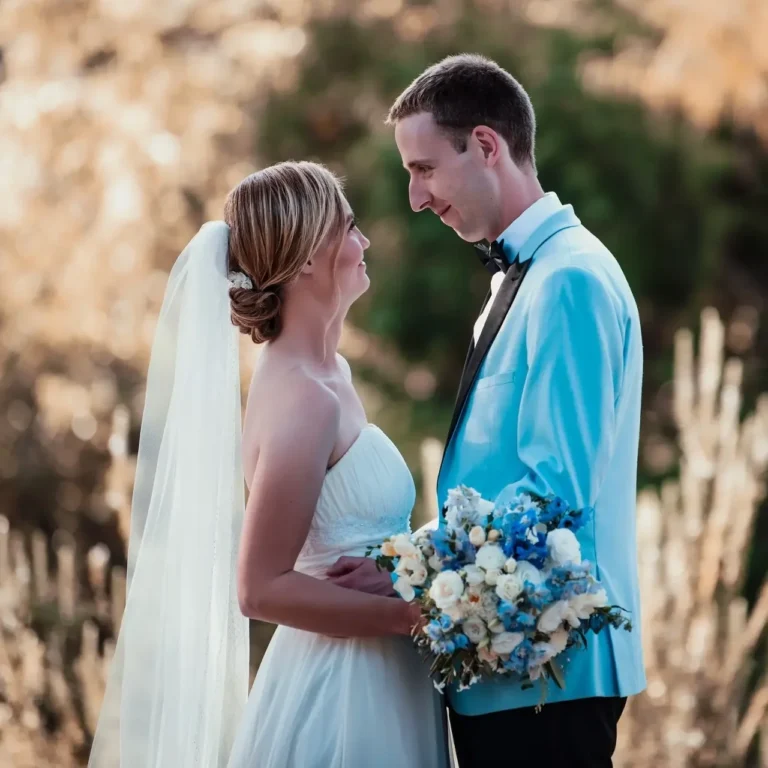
[426,620,444,640]
[454,634,470,650]
[559,505,592,533]
[549,497,569,515]
[515,611,537,629]
[438,613,455,632]
[513,531,548,569]
[432,529,454,560]
[502,655,527,674]
[524,583,553,610]
[453,528,477,566]
[498,600,518,623]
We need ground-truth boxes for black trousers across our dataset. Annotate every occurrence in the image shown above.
[449,697,626,768]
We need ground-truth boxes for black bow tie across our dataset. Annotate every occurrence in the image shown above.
[474,238,516,275]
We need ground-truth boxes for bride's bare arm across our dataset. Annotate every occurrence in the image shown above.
[237,376,418,637]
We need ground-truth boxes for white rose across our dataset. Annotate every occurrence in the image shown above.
[381,540,397,557]
[392,533,419,558]
[406,562,428,586]
[538,600,569,633]
[428,554,443,572]
[463,565,486,587]
[570,589,608,619]
[491,631,524,656]
[395,555,421,574]
[484,569,501,586]
[565,607,581,628]
[462,616,487,644]
[546,528,582,566]
[487,529,500,542]
[495,573,525,603]
[392,575,416,603]
[469,526,487,547]
[549,627,569,655]
[476,543,506,572]
[429,571,465,610]
[515,560,543,586]
[503,557,517,573]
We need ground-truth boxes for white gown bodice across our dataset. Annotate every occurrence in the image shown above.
[295,424,415,578]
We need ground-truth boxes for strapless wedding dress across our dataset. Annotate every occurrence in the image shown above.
[226,424,449,768]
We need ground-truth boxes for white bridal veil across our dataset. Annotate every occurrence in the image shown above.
[88,222,250,767]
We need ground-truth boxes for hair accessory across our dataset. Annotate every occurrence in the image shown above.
[228,271,254,290]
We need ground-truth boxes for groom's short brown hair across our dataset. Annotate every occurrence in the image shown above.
[386,54,536,169]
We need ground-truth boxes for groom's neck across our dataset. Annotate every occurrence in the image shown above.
[490,171,545,242]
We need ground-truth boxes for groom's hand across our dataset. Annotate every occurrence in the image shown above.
[327,557,398,597]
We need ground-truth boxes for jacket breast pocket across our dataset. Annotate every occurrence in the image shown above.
[463,370,523,443]
[474,370,518,391]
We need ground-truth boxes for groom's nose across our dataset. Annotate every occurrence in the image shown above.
[409,178,431,212]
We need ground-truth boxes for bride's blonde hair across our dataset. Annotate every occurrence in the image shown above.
[224,161,347,344]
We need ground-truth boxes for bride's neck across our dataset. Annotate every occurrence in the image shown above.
[275,290,347,367]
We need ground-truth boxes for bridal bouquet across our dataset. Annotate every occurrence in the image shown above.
[368,486,632,698]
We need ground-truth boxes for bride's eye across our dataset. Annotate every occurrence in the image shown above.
[348,216,358,232]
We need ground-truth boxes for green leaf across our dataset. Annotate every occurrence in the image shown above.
[547,659,567,690]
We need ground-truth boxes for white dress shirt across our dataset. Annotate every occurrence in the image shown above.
[473,192,562,344]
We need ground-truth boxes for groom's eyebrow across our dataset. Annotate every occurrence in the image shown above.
[404,158,433,169]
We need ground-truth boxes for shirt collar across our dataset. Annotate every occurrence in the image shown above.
[497,192,561,264]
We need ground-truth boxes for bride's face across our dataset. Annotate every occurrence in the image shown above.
[323,206,371,307]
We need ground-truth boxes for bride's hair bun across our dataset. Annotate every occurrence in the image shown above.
[224,161,347,344]
[228,284,282,344]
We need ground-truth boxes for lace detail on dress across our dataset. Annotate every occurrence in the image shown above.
[304,512,411,548]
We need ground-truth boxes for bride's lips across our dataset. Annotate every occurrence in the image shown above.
[438,205,451,221]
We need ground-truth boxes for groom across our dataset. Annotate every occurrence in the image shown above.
[330,54,646,766]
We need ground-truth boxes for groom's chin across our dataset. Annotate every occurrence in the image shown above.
[453,226,479,243]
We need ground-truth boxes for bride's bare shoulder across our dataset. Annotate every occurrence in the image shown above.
[245,361,340,442]
[242,364,340,482]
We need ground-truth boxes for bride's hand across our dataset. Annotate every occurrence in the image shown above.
[327,557,397,597]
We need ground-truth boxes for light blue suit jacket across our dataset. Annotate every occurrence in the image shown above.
[438,203,647,715]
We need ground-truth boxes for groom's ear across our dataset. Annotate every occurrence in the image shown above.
[472,126,501,166]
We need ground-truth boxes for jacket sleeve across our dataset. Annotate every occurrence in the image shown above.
[494,266,625,511]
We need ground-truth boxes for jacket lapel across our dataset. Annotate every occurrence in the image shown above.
[442,260,532,453]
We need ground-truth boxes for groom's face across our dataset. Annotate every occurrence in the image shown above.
[394,112,493,242]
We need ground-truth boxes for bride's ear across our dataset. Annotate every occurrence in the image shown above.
[301,257,315,275]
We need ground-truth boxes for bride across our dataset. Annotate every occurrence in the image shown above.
[87,161,449,768]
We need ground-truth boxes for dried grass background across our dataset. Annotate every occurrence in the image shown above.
[0,308,766,766]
